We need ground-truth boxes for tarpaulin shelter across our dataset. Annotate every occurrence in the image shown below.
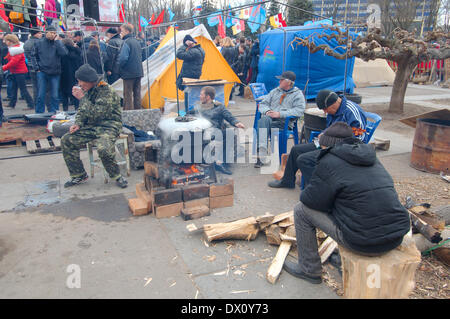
[112,24,240,109]
[353,57,395,88]
[257,25,357,100]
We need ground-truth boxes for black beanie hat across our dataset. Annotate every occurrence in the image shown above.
[106,27,118,35]
[46,26,57,32]
[75,64,100,82]
[183,34,196,45]
[316,89,339,110]
[30,28,42,36]
[319,122,353,147]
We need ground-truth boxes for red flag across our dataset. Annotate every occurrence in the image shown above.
[119,2,126,23]
[218,16,225,38]
[150,13,155,24]
[152,10,165,25]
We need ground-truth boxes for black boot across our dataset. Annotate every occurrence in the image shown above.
[115,175,128,188]
[215,163,232,175]
[64,173,88,188]
[283,260,322,284]
[268,180,295,189]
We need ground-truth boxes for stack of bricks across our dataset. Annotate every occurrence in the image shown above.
[128,143,234,219]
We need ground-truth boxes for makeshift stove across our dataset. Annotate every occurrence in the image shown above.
[127,115,234,219]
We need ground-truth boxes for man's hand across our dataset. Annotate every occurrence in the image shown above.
[107,71,112,76]
[266,111,281,119]
[69,124,80,134]
[72,86,85,100]
[235,122,245,129]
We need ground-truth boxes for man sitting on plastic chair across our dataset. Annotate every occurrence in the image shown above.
[268,89,367,189]
[254,71,306,168]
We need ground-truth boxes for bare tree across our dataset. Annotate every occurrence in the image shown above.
[290,26,450,113]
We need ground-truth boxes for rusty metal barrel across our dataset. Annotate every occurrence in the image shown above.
[410,118,450,174]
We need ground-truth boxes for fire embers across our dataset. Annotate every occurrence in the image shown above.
[171,163,216,186]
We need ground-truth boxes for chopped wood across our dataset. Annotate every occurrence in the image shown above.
[408,209,443,243]
[278,216,294,228]
[203,217,259,242]
[265,224,282,245]
[256,213,275,225]
[284,225,296,238]
[409,208,445,231]
[266,241,292,284]
[271,211,294,225]
[279,233,296,243]
[369,138,390,151]
[318,237,338,264]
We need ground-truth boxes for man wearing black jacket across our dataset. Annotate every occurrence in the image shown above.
[31,26,68,113]
[104,27,123,85]
[118,23,143,110]
[283,122,411,284]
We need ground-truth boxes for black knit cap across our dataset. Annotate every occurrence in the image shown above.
[316,89,339,110]
[319,122,353,147]
[30,28,42,36]
[46,26,57,32]
[183,34,197,45]
[75,64,100,82]
[106,27,118,34]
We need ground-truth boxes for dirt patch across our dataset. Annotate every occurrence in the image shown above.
[363,103,440,137]
[323,174,449,299]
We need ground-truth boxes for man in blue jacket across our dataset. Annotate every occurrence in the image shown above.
[283,122,411,284]
[119,23,144,110]
[31,26,68,113]
[268,89,367,188]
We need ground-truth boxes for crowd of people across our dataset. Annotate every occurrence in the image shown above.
[0,23,160,122]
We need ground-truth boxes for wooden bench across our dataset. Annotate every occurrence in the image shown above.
[339,232,421,299]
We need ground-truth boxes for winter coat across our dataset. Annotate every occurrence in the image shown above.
[104,34,123,75]
[86,47,103,75]
[29,0,37,26]
[231,52,246,76]
[44,0,57,19]
[187,100,239,129]
[118,33,144,79]
[32,37,68,75]
[250,42,259,69]
[60,44,82,95]
[2,44,28,74]
[221,45,237,67]
[300,138,411,254]
[23,36,40,71]
[5,0,31,22]
[176,43,205,81]
[259,86,306,119]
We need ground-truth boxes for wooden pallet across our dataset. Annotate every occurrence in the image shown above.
[26,137,61,153]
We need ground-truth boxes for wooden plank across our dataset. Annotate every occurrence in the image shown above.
[318,237,338,264]
[203,217,259,242]
[399,109,450,128]
[52,137,61,149]
[26,140,38,153]
[39,138,51,150]
[266,241,292,284]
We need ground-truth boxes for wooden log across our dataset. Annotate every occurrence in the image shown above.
[409,210,443,243]
[283,225,296,238]
[271,211,294,225]
[279,233,296,243]
[318,237,338,264]
[339,234,421,299]
[278,216,294,228]
[266,241,292,284]
[409,207,445,231]
[265,224,282,245]
[256,213,275,225]
[180,205,210,221]
[203,217,259,242]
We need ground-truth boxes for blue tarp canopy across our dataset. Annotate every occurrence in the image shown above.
[257,25,357,100]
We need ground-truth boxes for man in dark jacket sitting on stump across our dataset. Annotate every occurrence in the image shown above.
[283,122,411,284]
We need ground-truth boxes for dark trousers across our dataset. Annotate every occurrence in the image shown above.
[61,92,79,111]
[123,77,142,110]
[29,71,39,103]
[280,143,319,187]
[107,73,120,85]
[10,73,34,108]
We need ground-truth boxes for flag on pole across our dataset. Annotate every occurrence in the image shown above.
[247,5,266,33]
[149,13,155,24]
[269,13,287,28]
[152,10,165,25]
[193,5,202,11]
[225,5,233,28]
[232,20,245,35]
[218,16,226,38]
[119,1,126,23]
[140,16,148,28]
[239,8,251,19]
[168,7,175,21]
[207,13,221,27]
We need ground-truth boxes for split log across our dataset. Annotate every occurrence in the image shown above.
[256,213,275,230]
[284,225,296,238]
[409,210,443,243]
[279,233,296,243]
[409,207,445,231]
[203,217,259,242]
[339,233,421,299]
[278,216,294,228]
[265,225,282,245]
[318,237,338,264]
[266,241,292,284]
[271,211,294,225]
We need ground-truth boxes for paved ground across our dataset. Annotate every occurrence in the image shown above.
[0,84,447,299]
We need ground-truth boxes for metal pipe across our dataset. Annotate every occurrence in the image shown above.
[173,26,180,115]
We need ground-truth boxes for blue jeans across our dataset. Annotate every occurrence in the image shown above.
[36,72,60,113]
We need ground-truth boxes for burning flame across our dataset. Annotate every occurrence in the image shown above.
[181,164,200,175]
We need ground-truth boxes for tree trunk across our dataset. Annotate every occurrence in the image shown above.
[388,58,414,113]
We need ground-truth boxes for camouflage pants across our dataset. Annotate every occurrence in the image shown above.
[61,127,120,179]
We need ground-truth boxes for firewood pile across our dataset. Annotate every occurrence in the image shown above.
[187,210,338,285]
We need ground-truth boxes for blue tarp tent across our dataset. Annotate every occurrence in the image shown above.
[257,25,356,100]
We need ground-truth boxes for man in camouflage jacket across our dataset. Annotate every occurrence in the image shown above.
[61,64,128,188]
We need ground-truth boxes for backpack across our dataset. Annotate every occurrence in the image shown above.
[9,0,25,24]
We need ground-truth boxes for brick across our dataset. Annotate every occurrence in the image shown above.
[128,198,149,216]
[182,183,210,201]
[183,197,210,209]
[153,188,182,206]
[144,161,159,178]
[181,205,210,221]
[144,143,158,162]
[210,194,234,209]
[210,178,234,197]
[135,183,152,213]
[153,202,183,219]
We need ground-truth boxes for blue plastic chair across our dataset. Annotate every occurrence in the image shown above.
[249,83,300,163]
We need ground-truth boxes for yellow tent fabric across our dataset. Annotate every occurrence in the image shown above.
[141,25,241,109]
